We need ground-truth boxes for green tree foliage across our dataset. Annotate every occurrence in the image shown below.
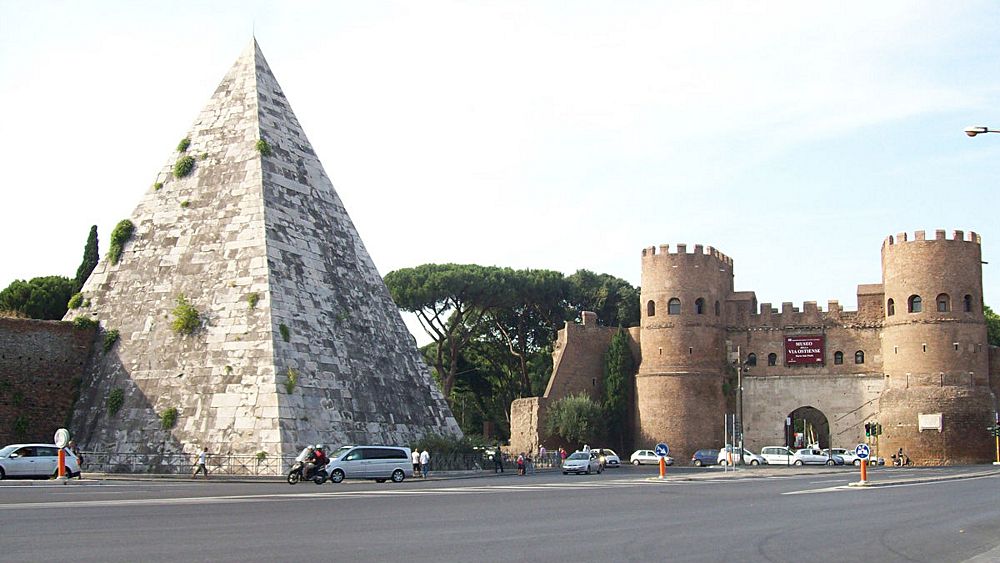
[603,327,635,452]
[544,393,605,446]
[565,269,640,327]
[74,225,99,291]
[0,276,76,320]
[986,305,1000,346]
[385,264,510,399]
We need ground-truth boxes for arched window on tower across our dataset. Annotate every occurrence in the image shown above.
[936,293,950,313]
[855,350,865,364]
[964,294,973,313]
[695,298,705,315]
[668,298,681,315]
[715,300,721,316]
[747,353,757,366]
[646,300,656,317]
[834,351,844,365]
[767,353,777,366]
[908,295,922,313]
[886,298,895,316]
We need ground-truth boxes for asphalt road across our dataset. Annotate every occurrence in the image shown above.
[2,465,999,562]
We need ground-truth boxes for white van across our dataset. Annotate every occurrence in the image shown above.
[759,446,793,466]
[326,445,413,483]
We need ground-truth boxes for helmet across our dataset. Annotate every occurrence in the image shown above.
[315,444,324,450]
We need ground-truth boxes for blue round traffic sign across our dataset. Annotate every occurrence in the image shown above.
[655,443,669,457]
[855,444,870,459]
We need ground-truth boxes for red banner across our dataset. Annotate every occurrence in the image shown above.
[785,336,824,365]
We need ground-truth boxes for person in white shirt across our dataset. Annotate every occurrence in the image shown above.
[191,447,209,479]
[411,448,421,476]
[419,449,430,478]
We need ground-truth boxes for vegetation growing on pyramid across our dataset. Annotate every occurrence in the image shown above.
[279,323,290,342]
[255,139,272,156]
[199,152,208,160]
[154,182,163,191]
[180,200,190,208]
[107,219,135,265]
[173,155,196,178]
[247,292,259,309]
[68,292,83,309]
[160,407,178,429]
[285,367,298,394]
[103,329,120,353]
[176,137,191,152]
[107,388,124,416]
[171,294,200,335]
[72,316,98,329]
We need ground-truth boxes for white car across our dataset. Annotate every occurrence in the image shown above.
[791,447,843,466]
[825,448,862,466]
[562,451,602,475]
[0,443,81,479]
[718,446,766,466]
[630,449,674,466]
[760,446,794,465]
[592,448,621,468]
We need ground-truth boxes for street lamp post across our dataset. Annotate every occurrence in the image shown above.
[734,346,747,466]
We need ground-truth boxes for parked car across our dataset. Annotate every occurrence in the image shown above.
[791,447,844,466]
[718,446,766,466]
[691,449,721,467]
[825,448,862,466]
[760,446,794,465]
[0,444,81,479]
[592,448,621,468]
[324,445,413,483]
[562,451,602,475]
[630,449,673,466]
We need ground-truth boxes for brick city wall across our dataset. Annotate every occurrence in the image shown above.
[0,318,95,445]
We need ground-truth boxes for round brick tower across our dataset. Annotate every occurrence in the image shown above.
[635,243,733,461]
[879,229,994,465]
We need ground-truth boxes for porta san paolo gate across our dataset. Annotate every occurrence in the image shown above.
[511,230,999,466]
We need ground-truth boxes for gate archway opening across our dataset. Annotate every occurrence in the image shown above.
[786,406,831,449]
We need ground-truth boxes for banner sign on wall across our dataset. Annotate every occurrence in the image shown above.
[785,335,824,365]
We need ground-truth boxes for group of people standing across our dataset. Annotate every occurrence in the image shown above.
[411,448,430,478]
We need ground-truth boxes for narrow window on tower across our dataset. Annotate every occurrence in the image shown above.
[855,350,865,364]
[695,298,705,315]
[646,300,656,317]
[747,353,757,366]
[834,351,844,365]
[887,298,895,316]
[908,295,922,313]
[668,298,681,315]
[964,294,973,313]
[767,353,777,366]
[715,300,721,316]
[936,294,950,313]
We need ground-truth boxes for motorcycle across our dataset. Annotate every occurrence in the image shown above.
[287,461,328,485]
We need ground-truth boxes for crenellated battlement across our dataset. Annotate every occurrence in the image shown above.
[641,243,734,267]
[883,229,981,248]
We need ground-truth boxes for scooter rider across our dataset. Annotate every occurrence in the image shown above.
[296,445,316,478]
[311,445,328,477]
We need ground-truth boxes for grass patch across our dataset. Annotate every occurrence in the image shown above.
[177,137,191,152]
[160,407,178,429]
[72,316,98,329]
[171,294,200,335]
[284,367,298,394]
[279,323,290,342]
[154,182,163,191]
[107,388,125,416]
[103,329,120,353]
[180,200,190,208]
[255,139,272,156]
[173,155,196,178]
[108,219,135,265]
[247,292,259,309]
[68,293,83,309]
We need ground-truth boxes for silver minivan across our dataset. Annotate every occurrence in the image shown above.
[326,445,413,483]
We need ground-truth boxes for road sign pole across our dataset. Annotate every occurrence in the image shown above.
[659,456,666,479]
[58,448,66,478]
[860,456,867,483]
[994,433,999,466]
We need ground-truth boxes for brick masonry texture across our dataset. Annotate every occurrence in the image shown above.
[59,40,459,459]
[0,319,94,445]
[510,232,997,465]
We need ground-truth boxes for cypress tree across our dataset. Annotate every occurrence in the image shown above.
[603,327,635,452]
[74,225,99,291]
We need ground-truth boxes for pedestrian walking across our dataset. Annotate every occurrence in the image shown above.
[419,449,430,478]
[411,447,421,477]
[191,447,209,479]
[516,453,526,476]
[559,447,567,461]
[493,447,504,473]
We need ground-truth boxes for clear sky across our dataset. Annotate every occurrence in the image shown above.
[2,1,998,345]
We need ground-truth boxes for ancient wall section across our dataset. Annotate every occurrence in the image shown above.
[0,319,95,445]
[742,373,883,453]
